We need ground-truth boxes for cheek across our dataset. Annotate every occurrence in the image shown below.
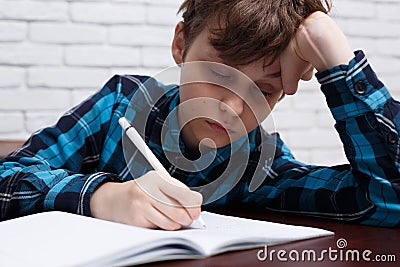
[179,83,220,101]
[179,84,222,122]
[241,106,260,131]
[243,97,272,128]
[179,83,224,113]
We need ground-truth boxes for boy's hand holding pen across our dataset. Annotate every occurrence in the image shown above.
[89,117,204,231]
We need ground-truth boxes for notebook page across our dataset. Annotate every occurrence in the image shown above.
[0,212,184,267]
[174,211,334,255]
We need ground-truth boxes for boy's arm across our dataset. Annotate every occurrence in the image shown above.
[280,11,354,94]
[240,12,400,227]
[240,52,400,226]
[0,76,122,220]
[0,75,202,229]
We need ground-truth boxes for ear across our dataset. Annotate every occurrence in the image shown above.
[171,22,186,65]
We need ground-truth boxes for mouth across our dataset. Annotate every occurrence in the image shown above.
[207,121,233,135]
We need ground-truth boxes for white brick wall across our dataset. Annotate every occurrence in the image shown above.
[0,0,399,167]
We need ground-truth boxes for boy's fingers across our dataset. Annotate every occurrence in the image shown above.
[134,171,202,226]
[141,217,159,229]
[158,175,203,208]
[301,65,314,81]
[145,207,182,230]
[185,205,202,221]
[157,178,202,222]
[280,38,313,95]
[151,199,194,226]
[280,42,301,95]
[280,61,300,95]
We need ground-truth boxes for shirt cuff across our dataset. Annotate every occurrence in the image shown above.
[315,50,392,121]
[44,172,121,217]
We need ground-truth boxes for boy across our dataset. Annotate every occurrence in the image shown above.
[0,0,399,229]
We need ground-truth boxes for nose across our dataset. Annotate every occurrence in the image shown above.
[219,90,244,118]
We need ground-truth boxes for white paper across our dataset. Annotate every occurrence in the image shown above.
[0,211,333,267]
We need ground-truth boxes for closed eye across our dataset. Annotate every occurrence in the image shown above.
[261,91,273,97]
[251,83,273,98]
[210,68,231,79]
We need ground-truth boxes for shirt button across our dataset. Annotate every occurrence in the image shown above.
[387,132,398,144]
[354,81,367,95]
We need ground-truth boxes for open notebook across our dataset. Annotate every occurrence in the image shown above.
[0,211,333,267]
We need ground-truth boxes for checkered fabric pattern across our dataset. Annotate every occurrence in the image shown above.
[1,51,399,227]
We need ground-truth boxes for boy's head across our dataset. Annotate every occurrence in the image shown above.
[177,0,331,66]
[171,0,331,149]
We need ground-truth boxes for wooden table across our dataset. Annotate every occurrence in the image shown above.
[141,207,399,267]
[0,140,24,158]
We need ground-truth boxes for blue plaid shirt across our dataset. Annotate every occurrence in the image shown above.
[1,51,399,227]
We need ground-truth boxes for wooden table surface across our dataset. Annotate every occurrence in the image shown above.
[140,207,399,267]
[0,140,24,158]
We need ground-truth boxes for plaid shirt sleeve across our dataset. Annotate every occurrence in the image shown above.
[0,76,125,220]
[240,51,400,227]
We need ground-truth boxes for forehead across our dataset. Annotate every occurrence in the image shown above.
[192,27,279,69]
[188,26,281,79]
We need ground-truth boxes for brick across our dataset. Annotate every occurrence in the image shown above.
[0,133,29,141]
[0,89,71,110]
[368,56,400,74]
[292,91,329,112]
[147,5,180,25]
[297,76,320,92]
[0,1,68,21]
[28,67,110,89]
[71,2,145,24]
[142,47,175,68]
[112,0,146,3]
[391,89,400,100]
[272,110,316,130]
[378,75,400,98]
[25,111,63,133]
[0,43,62,66]
[111,67,165,77]
[30,23,106,44]
[0,67,24,88]
[0,21,27,42]
[331,1,375,19]
[272,96,294,112]
[341,20,400,38]
[268,129,312,163]
[0,112,24,133]
[65,46,140,67]
[347,37,377,56]
[109,25,173,46]
[144,0,181,6]
[316,111,336,128]
[290,149,311,164]
[377,3,400,21]
[376,39,400,57]
[283,129,342,149]
[71,89,98,107]
[309,148,348,166]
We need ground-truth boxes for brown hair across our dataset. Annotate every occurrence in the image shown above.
[178,0,331,66]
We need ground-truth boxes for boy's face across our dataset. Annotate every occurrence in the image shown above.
[172,22,283,149]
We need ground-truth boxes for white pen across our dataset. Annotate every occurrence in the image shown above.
[118,116,206,229]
